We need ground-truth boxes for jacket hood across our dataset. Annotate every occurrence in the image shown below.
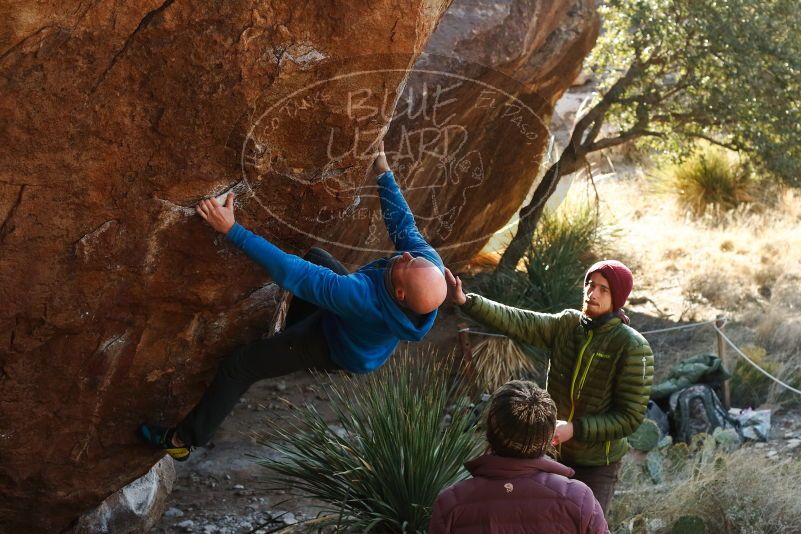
[360,258,437,341]
[376,279,437,340]
[465,454,575,479]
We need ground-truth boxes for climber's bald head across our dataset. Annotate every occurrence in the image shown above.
[390,252,447,315]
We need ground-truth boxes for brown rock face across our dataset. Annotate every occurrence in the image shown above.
[385,0,599,260]
[0,0,596,531]
[0,1,450,530]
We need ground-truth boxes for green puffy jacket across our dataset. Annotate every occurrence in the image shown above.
[462,293,654,466]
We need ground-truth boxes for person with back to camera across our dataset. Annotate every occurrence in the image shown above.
[429,380,609,533]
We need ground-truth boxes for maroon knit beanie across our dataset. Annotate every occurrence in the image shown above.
[486,380,556,459]
[584,260,633,311]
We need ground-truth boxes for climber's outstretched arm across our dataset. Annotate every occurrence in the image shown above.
[370,141,443,269]
[195,193,371,318]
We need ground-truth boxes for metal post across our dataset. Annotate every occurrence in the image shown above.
[715,315,731,408]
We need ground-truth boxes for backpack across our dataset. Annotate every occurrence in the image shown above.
[668,384,740,443]
[646,400,671,438]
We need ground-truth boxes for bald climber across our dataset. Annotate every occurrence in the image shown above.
[139,142,446,460]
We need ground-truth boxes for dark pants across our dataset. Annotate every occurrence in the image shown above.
[175,247,347,447]
[570,461,621,515]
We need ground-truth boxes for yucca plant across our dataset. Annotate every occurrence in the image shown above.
[255,350,485,533]
[522,202,603,313]
[471,259,534,310]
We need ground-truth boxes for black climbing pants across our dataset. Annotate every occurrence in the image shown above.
[175,247,348,447]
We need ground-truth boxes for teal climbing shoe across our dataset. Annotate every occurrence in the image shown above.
[138,423,191,462]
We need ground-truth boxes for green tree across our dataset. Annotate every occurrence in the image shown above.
[498,0,801,273]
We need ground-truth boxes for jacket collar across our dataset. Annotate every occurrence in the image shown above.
[465,454,575,479]
[579,312,622,334]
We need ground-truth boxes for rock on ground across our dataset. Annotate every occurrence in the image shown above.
[68,456,176,534]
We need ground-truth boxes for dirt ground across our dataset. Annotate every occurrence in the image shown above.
[147,307,465,534]
[146,371,345,534]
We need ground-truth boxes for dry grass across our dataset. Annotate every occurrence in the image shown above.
[580,168,801,406]
[596,179,801,320]
[757,272,801,349]
[652,146,756,216]
[610,443,801,533]
[470,336,539,392]
[756,271,801,406]
[729,344,782,408]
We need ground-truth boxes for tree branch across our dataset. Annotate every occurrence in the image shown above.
[685,133,744,152]
[585,130,651,152]
[583,111,606,146]
[572,60,644,146]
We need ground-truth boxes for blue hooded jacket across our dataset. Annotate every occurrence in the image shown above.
[225,170,444,373]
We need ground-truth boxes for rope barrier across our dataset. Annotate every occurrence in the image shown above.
[459,319,718,338]
[639,319,717,335]
[712,324,801,396]
[457,327,508,338]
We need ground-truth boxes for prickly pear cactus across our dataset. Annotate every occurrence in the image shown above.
[666,442,690,473]
[712,427,741,452]
[628,418,662,451]
[646,450,665,483]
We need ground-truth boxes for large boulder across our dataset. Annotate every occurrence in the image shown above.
[0,1,450,531]
[385,0,599,260]
[0,0,597,531]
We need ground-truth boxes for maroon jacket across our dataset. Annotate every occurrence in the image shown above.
[429,455,609,534]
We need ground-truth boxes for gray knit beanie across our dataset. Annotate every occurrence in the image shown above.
[485,380,556,458]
